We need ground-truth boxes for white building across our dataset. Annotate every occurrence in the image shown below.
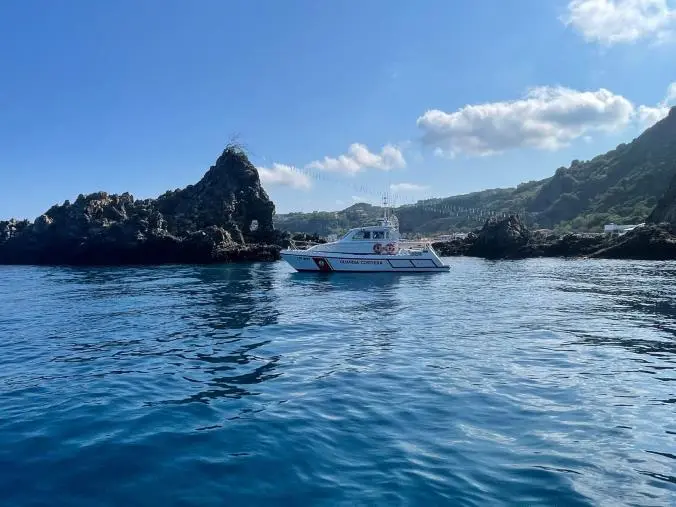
[604,223,644,235]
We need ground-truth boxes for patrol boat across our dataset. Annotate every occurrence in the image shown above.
[280,210,450,273]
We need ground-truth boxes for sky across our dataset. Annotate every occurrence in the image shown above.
[1,0,675,220]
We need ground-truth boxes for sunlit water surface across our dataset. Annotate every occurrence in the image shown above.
[1,258,675,506]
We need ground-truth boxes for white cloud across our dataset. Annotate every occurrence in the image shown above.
[258,163,311,190]
[563,0,676,45]
[417,86,634,157]
[307,143,406,174]
[637,104,671,126]
[637,81,676,127]
[390,183,429,192]
[667,81,676,102]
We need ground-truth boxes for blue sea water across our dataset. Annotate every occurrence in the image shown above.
[0,258,675,506]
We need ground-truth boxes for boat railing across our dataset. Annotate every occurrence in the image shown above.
[287,238,436,252]
[288,239,323,251]
[398,240,433,251]
[399,239,432,248]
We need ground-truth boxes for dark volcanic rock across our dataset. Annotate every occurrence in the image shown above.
[0,146,286,265]
[432,233,475,256]
[431,215,676,260]
[432,216,533,259]
[529,231,611,257]
[468,215,531,259]
[589,224,676,260]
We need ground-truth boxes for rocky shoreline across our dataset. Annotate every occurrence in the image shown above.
[3,144,675,266]
[0,146,287,266]
[432,215,676,261]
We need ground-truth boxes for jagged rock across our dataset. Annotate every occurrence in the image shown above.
[468,215,531,259]
[0,146,286,265]
[589,224,676,260]
[0,219,30,242]
[529,232,611,257]
[156,148,275,241]
[431,233,475,256]
[431,215,676,260]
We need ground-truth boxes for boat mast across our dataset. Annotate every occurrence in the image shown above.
[382,193,389,223]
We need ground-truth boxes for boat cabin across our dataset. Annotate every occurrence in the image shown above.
[291,213,404,255]
[341,226,399,242]
[313,225,402,255]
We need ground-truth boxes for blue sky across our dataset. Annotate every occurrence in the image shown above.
[1,0,675,219]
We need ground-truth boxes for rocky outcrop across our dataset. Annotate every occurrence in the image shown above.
[529,232,610,258]
[432,233,475,257]
[0,146,286,265]
[432,215,676,260]
[588,224,676,260]
[467,215,531,259]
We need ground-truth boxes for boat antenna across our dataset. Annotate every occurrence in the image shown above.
[382,193,389,222]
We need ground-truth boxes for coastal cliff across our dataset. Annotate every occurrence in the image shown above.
[0,146,286,265]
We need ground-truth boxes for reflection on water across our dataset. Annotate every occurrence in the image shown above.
[0,258,675,506]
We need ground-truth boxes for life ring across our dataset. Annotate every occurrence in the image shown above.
[385,243,396,254]
[373,243,383,254]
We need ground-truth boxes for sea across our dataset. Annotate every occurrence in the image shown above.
[0,258,675,506]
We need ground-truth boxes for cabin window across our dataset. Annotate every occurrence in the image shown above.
[352,230,370,240]
[373,230,384,239]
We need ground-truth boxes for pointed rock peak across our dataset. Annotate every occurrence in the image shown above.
[216,144,250,164]
[206,144,258,184]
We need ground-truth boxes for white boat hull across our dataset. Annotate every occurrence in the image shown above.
[280,250,450,272]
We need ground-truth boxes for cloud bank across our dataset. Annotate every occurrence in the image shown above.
[258,163,312,190]
[307,143,406,175]
[563,0,676,45]
[417,86,634,157]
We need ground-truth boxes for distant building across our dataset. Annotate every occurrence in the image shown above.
[604,223,644,235]
[434,233,468,241]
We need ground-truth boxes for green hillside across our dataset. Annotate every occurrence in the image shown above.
[274,107,676,235]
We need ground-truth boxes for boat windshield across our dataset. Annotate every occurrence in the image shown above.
[341,227,393,241]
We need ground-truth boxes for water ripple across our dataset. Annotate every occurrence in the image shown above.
[0,259,675,506]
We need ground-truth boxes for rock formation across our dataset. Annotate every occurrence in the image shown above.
[0,146,287,265]
[588,224,676,260]
[433,214,676,260]
[467,215,531,259]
